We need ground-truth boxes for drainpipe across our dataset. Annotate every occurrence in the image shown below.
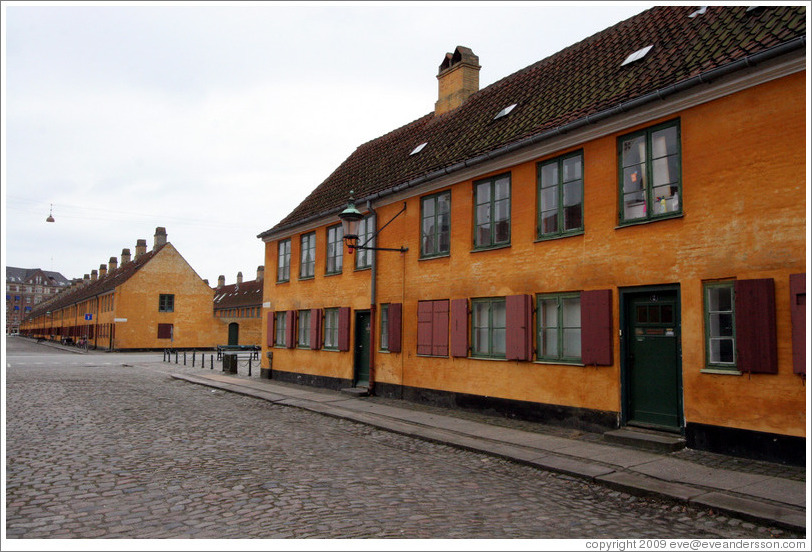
[366,200,377,394]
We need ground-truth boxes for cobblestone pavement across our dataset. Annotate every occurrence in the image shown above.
[4,342,804,540]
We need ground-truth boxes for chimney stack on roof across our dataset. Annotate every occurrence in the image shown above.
[135,239,147,259]
[121,248,132,265]
[435,46,480,116]
[256,266,264,281]
[237,271,243,285]
[154,227,167,250]
[109,257,118,271]
[217,275,225,289]
[91,269,98,282]
[99,264,107,278]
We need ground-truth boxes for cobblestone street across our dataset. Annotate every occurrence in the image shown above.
[4,340,801,540]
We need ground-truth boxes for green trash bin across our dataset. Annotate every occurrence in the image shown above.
[223,352,238,374]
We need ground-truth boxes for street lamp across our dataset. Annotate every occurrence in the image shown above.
[46,204,55,223]
[338,191,408,254]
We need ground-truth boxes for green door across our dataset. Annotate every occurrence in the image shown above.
[624,289,682,431]
[354,311,371,387]
[228,323,239,346]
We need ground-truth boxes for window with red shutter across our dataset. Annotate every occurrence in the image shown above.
[338,307,351,351]
[581,289,613,366]
[285,310,296,349]
[310,308,323,351]
[417,301,433,355]
[432,300,449,356]
[506,294,532,361]
[450,298,469,358]
[388,303,402,353]
[734,279,777,374]
[157,323,173,339]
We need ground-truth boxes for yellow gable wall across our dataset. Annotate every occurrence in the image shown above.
[114,244,219,349]
[263,71,806,437]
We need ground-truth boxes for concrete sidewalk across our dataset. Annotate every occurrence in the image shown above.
[169,371,807,534]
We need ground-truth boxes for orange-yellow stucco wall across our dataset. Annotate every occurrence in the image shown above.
[263,71,806,438]
[113,245,220,349]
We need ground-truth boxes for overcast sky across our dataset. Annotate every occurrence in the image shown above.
[2,1,653,287]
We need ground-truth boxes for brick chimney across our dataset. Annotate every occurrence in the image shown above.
[90,270,98,282]
[217,275,225,289]
[435,46,480,116]
[256,265,264,281]
[236,271,243,285]
[135,239,147,259]
[109,256,118,271]
[83,274,91,285]
[99,264,107,278]
[154,227,167,250]
[121,248,131,265]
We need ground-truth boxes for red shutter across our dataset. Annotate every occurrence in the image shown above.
[789,273,805,375]
[337,307,351,352]
[285,310,296,349]
[433,300,449,356]
[310,308,322,350]
[506,294,532,361]
[267,312,275,347]
[581,289,613,366]
[417,301,433,355]
[735,279,777,374]
[450,298,469,358]
[388,303,402,353]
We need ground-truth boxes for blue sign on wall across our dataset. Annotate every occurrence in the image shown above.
[84,314,92,321]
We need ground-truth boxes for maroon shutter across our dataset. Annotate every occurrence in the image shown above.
[433,300,449,356]
[337,307,351,352]
[735,279,777,374]
[506,294,532,361]
[450,298,469,358]
[310,308,322,350]
[789,273,805,375]
[267,312,275,347]
[581,289,613,366]
[417,301,433,355]
[388,303,402,353]
[285,310,296,349]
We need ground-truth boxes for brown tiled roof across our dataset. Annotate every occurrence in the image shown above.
[259,5,805,238]
[212,279,264,310]
[27,244,167,318]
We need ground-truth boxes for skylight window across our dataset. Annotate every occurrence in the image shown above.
[410,142,427,155]
[621,45,653,66]
[494,103,517,120]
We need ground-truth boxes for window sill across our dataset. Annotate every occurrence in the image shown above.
[535,231,584,243]
[416,353,449,358]
[419,253,451,261]
[534,360,585,367]
[616,213,683,229]
[276,279,290,285]
[470,355,508,361]
[354,266,372,272]
[700,367,742,376]
[471,243,511,254]
[298,276,315,282]
[324,271,343,277]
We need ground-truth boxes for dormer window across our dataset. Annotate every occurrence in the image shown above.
[621,45,653,66]
[494,103,517,120]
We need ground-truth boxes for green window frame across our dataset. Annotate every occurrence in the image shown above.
[474,173,511,249]
[274,311,287,347]
[538,151,584,239]
[326,224,344,275]
[380,303,390,351]
[277,239,291,283]
[537,293,581,363]
[323,308,339,350]
[158,294,174,313]
[704,281,736,370]
[300,232,316,279]
[298,309,311,348]
[421,191,451,258]
[618,120,681,224]
[355,215,375,270]
[471,297,506,359]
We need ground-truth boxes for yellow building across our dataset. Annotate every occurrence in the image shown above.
[21,227,220,350]
[258,6,806,464]
[212,268,264,347]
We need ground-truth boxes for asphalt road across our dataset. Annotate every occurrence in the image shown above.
[4,337,797,540]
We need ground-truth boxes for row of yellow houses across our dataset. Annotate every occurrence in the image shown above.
[20,6,807,465]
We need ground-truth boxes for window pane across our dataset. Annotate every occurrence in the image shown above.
[542,328,559,357]
[541,163,558,188]
[492,329,506,356]
[563,328,581,358]
[651,126,678,158]
[540,187,557,212]
[492,300,506,328]
[708,286,732,312]
[541,211,558,235]
[494,178,510,200]
[423,198,435,217]
[622,135,646,166]
[562,155,582,182]
[562,296,580,327]
[476,182,490,204]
